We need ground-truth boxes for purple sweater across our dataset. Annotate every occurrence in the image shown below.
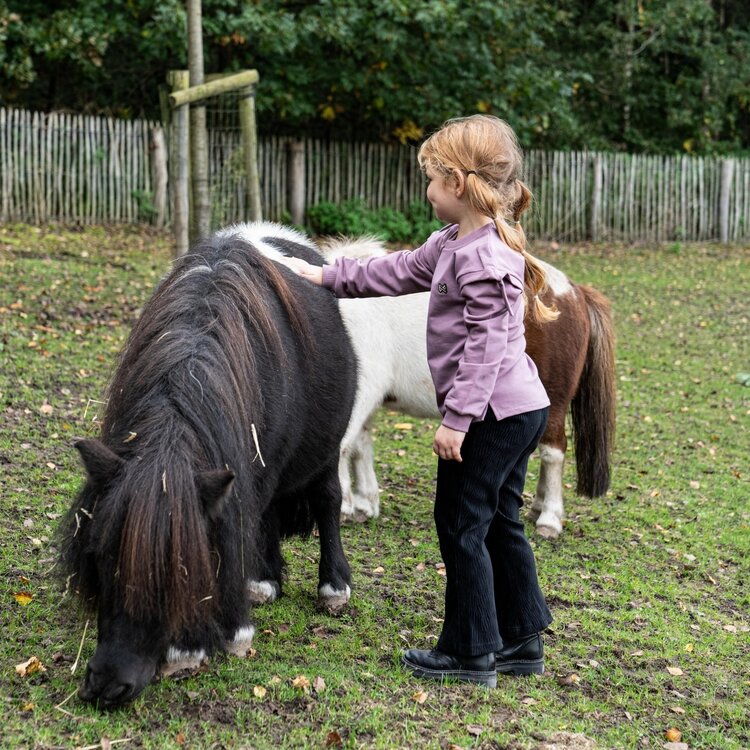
[322,222,550,432]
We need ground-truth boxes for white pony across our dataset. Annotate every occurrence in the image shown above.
[221,221,616,539]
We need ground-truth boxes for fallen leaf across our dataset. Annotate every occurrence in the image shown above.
[669,706,686,714]
[466,725,483,736]
[14,591,33,606]
[372,566,385,575]
[40,402,53,415]
[292,675,310,690]
[325,731,343,747]
[666,666,684,676]
[253,685,267,698]
[313,676,326,692]
[521,696,538,705]
[175,732,186,745]
[665,727,682,742]
[412,689,429,704]
[393,423,413,430]
[15,656,46,677]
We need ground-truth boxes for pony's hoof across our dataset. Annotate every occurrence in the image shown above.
[351,495,379,519]
[225,625,256,657]
[317,584,351,615]
[536,524,561,540]
[161,647,207,677]
[247,579,280,605]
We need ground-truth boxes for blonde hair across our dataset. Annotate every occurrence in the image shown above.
[418,115,558,324]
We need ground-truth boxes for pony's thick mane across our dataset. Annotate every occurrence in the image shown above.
[78,235,309,634]
[319,235,388,262]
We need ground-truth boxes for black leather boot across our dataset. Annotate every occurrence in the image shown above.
[495,632,544,675]
[401,648,497,687]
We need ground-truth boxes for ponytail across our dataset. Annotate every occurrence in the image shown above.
[494,180,559,325]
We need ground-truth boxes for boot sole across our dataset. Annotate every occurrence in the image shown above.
[496,658,544,676]
[401,654,497,688]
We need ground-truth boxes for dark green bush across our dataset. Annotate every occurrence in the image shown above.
[306,199,441,245]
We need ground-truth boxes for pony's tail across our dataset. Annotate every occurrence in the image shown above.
[571,286,616,498]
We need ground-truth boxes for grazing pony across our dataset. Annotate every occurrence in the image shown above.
[59,227,356,708]
[226,223,616,540]
[321,239,616,538]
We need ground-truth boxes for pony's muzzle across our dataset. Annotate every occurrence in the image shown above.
[79,653,157,708]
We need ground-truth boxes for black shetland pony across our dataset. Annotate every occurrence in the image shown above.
[59,228,357,708]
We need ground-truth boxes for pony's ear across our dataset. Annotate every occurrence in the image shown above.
[197,469,235,521]
[75,438,125,485]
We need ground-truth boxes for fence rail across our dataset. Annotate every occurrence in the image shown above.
[1,107,748,243]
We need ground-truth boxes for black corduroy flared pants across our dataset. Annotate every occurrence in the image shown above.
[434,407,553,657]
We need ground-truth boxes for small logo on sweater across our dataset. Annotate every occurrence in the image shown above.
[437,283,448,294]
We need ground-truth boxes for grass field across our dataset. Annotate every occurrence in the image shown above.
[0,224,748,750]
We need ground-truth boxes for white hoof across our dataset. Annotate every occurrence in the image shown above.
[247,579,280,605]
[161,647,206,677]
[351,493,379,518]
[225,625,256,657]
[318,583,351,615]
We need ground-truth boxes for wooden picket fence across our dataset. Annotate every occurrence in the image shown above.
[1,107,749,243]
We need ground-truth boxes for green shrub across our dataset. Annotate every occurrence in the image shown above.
[306,199,441,245]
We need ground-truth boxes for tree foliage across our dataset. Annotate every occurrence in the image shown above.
[1,0,748,153]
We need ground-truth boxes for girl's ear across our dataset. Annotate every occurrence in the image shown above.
[451,168,467,197]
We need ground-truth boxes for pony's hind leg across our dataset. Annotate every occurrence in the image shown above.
[531,443,565,539]
[309,461,352,614]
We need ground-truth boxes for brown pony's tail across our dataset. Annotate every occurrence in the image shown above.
[571,286,616,498]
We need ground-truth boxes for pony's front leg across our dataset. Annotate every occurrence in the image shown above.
[245,506,283,605]
[338,445,355,518]
[310,462,352,614]
[530,443,565,538]
[350,426,380,518]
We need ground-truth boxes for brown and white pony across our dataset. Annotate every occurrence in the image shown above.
[319,235,616,539]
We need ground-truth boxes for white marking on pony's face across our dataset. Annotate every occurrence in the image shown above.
[534,257,574,297]
[215,221,317,261]
[161,647,206,677]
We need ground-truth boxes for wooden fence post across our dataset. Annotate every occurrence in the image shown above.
[239,85,262,221]
[150,125,168,229]
[168,70,190,257]
[288,139,306,225]
[590,153,603,242]
[719,158,735,244]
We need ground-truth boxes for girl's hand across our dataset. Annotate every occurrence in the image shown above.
[277,256,324,285]
[433,424,465,462]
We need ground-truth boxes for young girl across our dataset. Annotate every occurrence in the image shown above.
[283,115,557,688]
